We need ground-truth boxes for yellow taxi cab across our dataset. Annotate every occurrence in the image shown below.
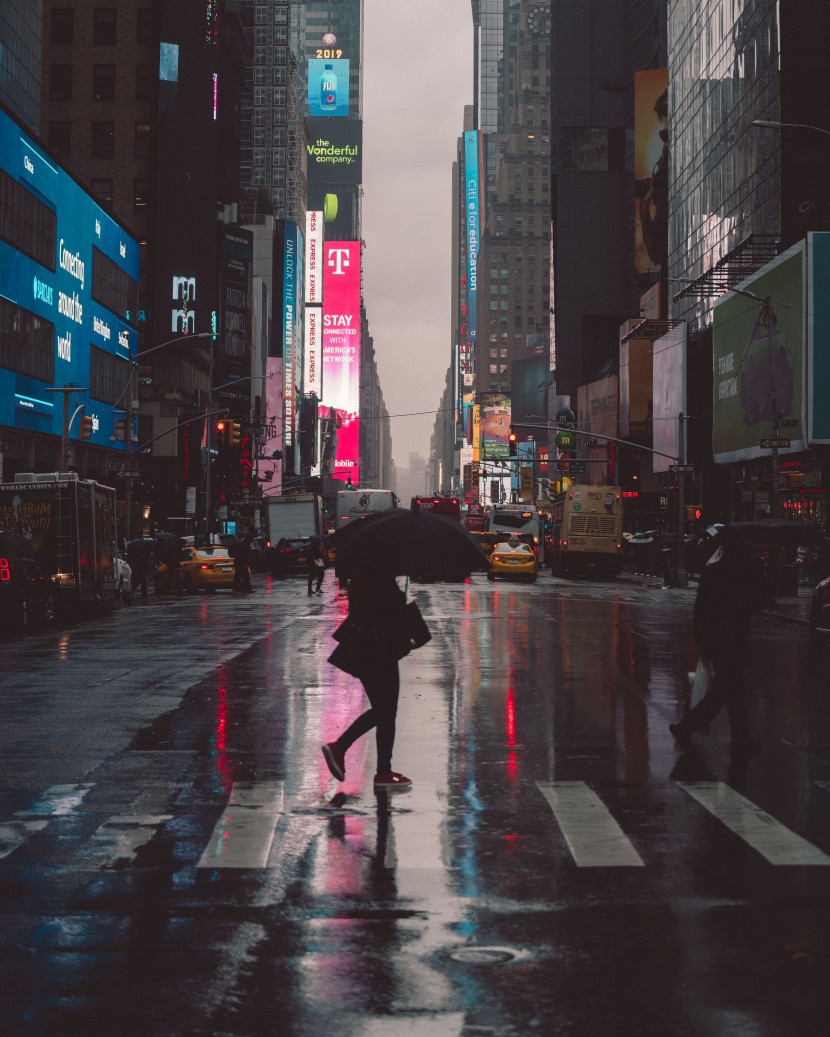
[157,545,236,593]
[469,531,502,559]
[487,537,539,583]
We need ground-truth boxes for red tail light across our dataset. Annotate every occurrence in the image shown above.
[0,558,10,581]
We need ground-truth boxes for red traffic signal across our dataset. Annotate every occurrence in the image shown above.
[508,430,518,456]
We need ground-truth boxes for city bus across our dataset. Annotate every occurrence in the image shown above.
[548,484,624,578]
[333,488,399,530]
[410,495,462,523]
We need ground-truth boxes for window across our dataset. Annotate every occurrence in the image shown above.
[92,65,116,101]
[0,169,57,270]
[51,8,74,45]
[134,122,152,157]
[135,64,153,101]
[93,8,117,45]
[91,121,115,159]
[93,247,138,320]
[90,178,113,205]
[49,64,73,102]
[90,346,132,406]
[48,121,71,159]
[0,298,54,383]
[133,179,150,213]
[136,7,155,45]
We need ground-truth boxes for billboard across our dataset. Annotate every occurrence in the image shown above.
[652,323,686,474]
[322,241,361,484]
[0,106,139,448]
[304,306,322,398]
[272,220,304,463]
[807,232,830,443]
[712,243,805,463]
[576,375,619,484]
[305,210,323,305]
[306,119,363,186]
[307,59,350,118]
[619,320,653,439]
[463,131,481,348]
[634,68,668,274]
[480,392,511,459]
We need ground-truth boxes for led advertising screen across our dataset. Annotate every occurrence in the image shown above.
[273,220,304,463]
[712,243,805,463]
[307,59,350,118]
[322,241,361,485]
[634,68,668,274]
[652,323,686,473]
[0,106,139,448]
[305,210,323,306]
[480,392,511,459]
[306,118,362,186]
[464,131,481,348]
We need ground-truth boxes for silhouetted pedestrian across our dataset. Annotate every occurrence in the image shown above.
[307,537,325,595]
[322,568,415,789]
[670,540,772,755]
[231,534,253,595]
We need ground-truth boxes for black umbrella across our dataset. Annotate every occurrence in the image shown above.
[332,508,489,580]
[719,518,824,548]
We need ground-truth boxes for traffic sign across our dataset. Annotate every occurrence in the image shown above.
[115,471,140,479]
[760,438,790,449]
[670,464,695,473]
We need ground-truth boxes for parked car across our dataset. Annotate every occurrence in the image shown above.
[0,527,56,629]
[810,576,830,647]
[156,545,236,593]
[115,551,133,604]
[487,537,539,583]
[270,537,312,577]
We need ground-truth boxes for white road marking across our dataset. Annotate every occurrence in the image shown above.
[360,1014,466,1036]
[197,781,284,869]
[14,783,94,817]
[75,814,173,869]
[0,820,48,859]
[536,781,645,867]
[678,782,830,865]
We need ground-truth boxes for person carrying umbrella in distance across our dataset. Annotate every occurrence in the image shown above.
[322,507,487,789]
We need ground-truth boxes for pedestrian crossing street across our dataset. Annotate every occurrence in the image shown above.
[1,778,829,872]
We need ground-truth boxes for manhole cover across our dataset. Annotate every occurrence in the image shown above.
[449,946,518,964]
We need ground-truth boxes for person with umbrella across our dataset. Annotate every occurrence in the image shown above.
[669,535,773,755]
[322,565,414,789]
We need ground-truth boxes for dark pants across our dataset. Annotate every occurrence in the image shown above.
[684,642,750,742]
[233,562,251,592]
[308,565,324,593]
[334,657,400,774]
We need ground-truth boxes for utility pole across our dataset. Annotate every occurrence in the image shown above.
[764,296,781,520]
[45,384,87,472]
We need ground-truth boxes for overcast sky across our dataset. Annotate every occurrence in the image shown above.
[361,0,473,471]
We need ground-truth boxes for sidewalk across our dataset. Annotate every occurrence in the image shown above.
[618,569,813,627]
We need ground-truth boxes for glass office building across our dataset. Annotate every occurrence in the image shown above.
[0,0,42,131]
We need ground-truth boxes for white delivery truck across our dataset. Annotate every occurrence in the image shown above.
[265,494,323,542]
[333,488,399,529]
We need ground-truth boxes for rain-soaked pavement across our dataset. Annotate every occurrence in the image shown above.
[1,570,830,1036]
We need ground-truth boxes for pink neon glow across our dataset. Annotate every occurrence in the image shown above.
[322,242,361,485]
[212,73,218,120]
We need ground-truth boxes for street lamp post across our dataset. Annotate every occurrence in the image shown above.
[751,119,830,139]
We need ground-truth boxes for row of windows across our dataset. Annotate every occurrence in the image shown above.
[49,64,155,104]
[50,7,156,47]
[0,297,55,384]
[0,169,57,271]
[253,67,291,87]
[48,121,153,162]
[252,127,288,147]
[92,247,139,321]
[490,300,541,311]
[88,177,151,215]
[253,27,289,48]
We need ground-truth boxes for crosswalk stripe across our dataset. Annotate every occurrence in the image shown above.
[360,1014,466,1037]
[196,781,284,869]
[678,782,830,866]
[74,814,174,869]
[0,820,48,860]
[536,781,644,867]
[14,783,94,817]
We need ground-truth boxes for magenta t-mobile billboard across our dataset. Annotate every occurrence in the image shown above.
[322,241,361,485]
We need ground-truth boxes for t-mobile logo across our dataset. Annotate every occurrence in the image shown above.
[327,247,351,275]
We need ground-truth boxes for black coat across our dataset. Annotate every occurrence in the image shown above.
[693,546,770,657]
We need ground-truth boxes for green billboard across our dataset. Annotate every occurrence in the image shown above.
[808,232,830,443]
[712,242,806,463]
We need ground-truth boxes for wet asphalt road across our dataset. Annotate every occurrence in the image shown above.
[1,571,830,1036]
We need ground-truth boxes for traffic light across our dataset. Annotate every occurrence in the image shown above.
[112,418,126,442]
[228,421,241,447]
[216,419,227,445]
[508,429,518,456]
[80,412,94,440]
[558,451,573,474]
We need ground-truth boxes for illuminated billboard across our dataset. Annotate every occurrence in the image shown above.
[307,59,350,118]
[273,221,304,466]
[480,392,511,459]
[322,241,361,484]
[0,106,139,449]
[305,210,323,305]
[712,243,805,463]
[652,323,686,474]
[306,118,362,185]
[464,131,481,348]
[634,68,668,274]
